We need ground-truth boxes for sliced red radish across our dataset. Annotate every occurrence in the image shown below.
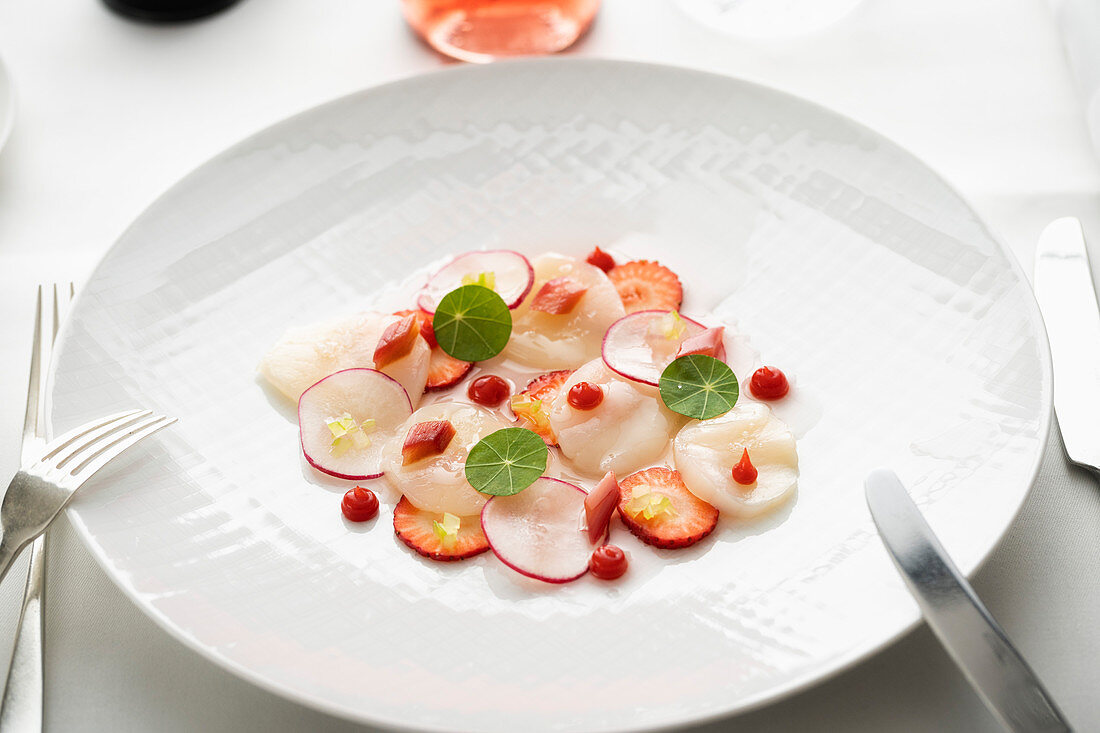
[481,477,603,583]
[417,250,535,314]
[298,368,413,480]
[584,471,621,543]
[601,310,708,386]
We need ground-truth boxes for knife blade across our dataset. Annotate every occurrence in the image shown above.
[865,469,1071,732]
[1034,217,1100,470]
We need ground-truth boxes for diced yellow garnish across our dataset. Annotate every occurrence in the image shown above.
[461,271,497,290]
[653,310,687,341]
[326,412,354,439]
[432,513,461,547]
[325,413,376,455]
[510,394,550,432]
[625,490,677,520]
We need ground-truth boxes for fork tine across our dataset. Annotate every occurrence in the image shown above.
[66,415,177,482]
[40,409,150,464]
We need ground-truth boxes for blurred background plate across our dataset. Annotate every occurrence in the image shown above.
[0,53,14,152]
[46,60,1050,733]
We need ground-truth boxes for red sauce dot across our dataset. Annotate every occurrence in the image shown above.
[585,246,616,273]
[590,545,628,579]
[467,375,510,407]
[749,366,789,400]
[567,381,604,410]
[341,486,379,522]
[731,449,758,486]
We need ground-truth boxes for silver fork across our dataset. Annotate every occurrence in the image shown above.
[0,284,176,730]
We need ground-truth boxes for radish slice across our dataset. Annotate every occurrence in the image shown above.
[601,310,708,386]
[417,250,535,314]
[481,478,603,584]
[298,368,413,480]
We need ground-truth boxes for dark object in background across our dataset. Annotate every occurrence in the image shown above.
[103,0,240,22]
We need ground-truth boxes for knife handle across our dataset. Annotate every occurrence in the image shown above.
[866,469,1073,732]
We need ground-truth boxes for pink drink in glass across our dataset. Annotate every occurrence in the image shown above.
[403,0,600,63]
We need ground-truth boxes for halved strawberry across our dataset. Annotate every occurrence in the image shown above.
[511,369,573,445]
[395,308,471,391]
[393,497,489,562]
[426,349,473,391]
[618,467,718,549]
[607,261,683,314]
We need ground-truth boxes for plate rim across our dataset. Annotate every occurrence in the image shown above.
[50,57,1054,732]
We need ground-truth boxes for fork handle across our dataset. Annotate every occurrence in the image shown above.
[0,534,44,732]
[0,534,26,587]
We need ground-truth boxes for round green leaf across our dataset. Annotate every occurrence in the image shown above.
[432,284,513,362]
[658,354,739,420]
[465,427,548,496]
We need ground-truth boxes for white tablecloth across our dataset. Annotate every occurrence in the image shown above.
[0,1,1098,730]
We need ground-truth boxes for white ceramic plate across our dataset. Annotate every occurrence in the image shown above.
[48,60,1050,733]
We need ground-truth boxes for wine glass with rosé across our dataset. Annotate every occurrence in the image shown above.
[402,0,600,63]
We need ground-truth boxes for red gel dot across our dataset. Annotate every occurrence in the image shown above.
[589,545,628,579]
[749,366,789,400]
[341,486,379,522]
[567,381,604,410]
[585,246,616,273]
[467,375,510,407]
[731,449,758,485]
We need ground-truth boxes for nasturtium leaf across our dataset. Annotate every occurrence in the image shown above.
[658,354,739,420]
[465,427,548,496]
[432,284,512,362]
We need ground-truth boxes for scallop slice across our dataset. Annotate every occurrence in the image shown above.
[673,401,798,518]
[258,311,430,405]
[381,403,513,516]
[547,359,678,478]
[505,254,626,370]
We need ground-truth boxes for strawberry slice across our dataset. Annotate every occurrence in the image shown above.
[393,497,489,561]
[607,261,683,314]
[511,369,573,445]
[373,313,419,368]
[618,467,718,549]
[395,308,472,390]
[426,349,473,392]
[530,276,588,315]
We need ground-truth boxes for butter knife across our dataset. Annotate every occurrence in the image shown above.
[1034,217,1100,471]
[865,469,1071,732]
